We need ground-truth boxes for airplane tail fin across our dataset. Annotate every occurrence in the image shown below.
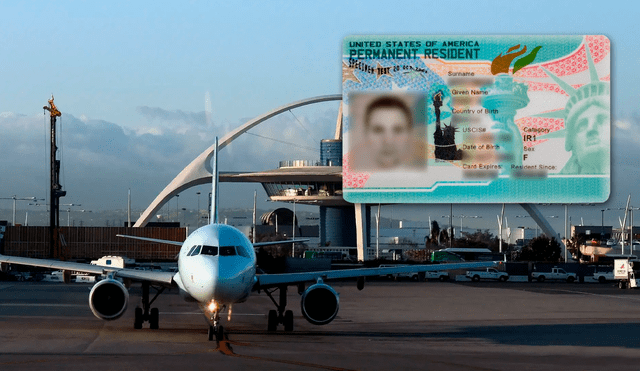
[211,137,219,224]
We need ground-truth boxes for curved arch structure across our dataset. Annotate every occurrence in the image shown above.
[134,94,342,227]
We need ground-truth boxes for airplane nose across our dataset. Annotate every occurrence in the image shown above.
[188,257,217,303]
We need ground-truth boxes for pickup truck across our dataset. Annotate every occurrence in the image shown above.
[378,265,421,281]
[592,270,615,283]
[424,271,449,281]
[466,268,509,282]
[531,267,577,282]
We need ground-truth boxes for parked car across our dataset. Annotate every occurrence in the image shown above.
[378,264,421,281]
[466,268,509,282]
[424,271,449,281]
[531,267,577,283]
[592,270,614,283]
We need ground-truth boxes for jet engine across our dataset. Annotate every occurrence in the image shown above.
[300,282,339,325]
[89,278,129,320]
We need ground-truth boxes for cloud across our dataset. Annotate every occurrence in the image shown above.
[3,103,640,230]
[615,120,631,130]
[0,105,339,212]
[136,106,208,126]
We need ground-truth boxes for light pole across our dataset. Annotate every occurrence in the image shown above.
[601,208,612,243]
[376,204,381,259]
[628,206,640,253]
[175,194,179,223]
[1,196,40,226]
[457,215,482,238]
[515,215,556,238]
[61,204,82,226]
[291,198,296,258]
[441,215,481,241]
[196,191,201,228]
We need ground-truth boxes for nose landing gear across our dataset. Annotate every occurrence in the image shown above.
[208,306,226,341]
[208,324,224,341]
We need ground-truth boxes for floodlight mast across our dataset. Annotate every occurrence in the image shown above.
[43,95,66,259]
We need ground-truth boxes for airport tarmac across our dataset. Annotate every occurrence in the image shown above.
[1,280,640,370]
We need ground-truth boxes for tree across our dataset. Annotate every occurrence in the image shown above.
[516,235,562,262]
[565,234,586,262]
[456,230,502,251]
[429,220,440,245]
[439,229,450,246]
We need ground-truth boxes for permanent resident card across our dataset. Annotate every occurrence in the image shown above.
[342,35,610,204]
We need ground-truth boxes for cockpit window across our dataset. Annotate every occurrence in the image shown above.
[188,245,202,256]
[236,244,250,258]
[187,245,247,257]
[186,245,198,256]
[219,246,236,256]
[201,245,218,256]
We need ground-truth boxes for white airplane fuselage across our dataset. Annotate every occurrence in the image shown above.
[175,224,256,314]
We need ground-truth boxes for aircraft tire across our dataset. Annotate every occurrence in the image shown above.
[216,325,224,341]
[150,308,159,329]
[134,307,143,329]
[284,310,294,332]
[268,310,278,331]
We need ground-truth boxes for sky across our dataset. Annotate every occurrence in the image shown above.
[1,0,639,233]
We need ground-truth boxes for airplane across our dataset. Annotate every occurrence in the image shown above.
[0,138,498,342]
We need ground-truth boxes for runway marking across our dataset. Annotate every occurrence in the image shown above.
[160,312,264,316]
[0,359,52,366]
[0,303,86,307]
[539,288,640,301]
[215,335,357,370]
[428,360,501,370]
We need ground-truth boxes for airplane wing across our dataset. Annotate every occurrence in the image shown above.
[116,234,184,246]
[0,254,175,285]
[117,234,308,248]
[256,261,499,289]
[253,239,309,247]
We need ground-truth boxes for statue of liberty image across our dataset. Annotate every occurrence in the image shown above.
[534,44,610,175]
[433,91,462,161]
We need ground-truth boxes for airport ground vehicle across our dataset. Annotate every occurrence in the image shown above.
[531,267,576,282]
[424,270,449,281]
[378,265,421,281]
[466,268,509,282]
[592,269,615,283]
[614,259,639,289]
[431,248,505,263]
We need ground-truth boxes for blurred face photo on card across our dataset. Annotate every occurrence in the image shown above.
[350,93,426,171]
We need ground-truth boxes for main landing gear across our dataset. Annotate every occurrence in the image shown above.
[134,282,165,329]
[264,285,294,332]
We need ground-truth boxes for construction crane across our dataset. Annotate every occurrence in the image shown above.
[44,95,66,259]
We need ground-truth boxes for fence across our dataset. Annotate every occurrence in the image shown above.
[3,226,186,261]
